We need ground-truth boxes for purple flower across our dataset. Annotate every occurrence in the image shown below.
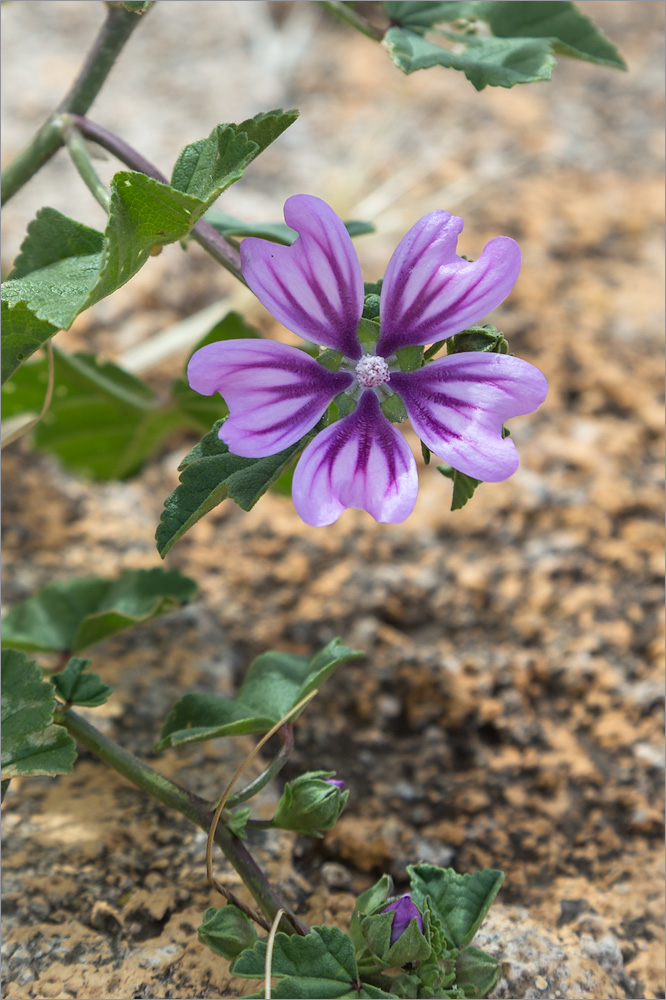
[324,777,345,790]
[188,195,547,526]
[382,894,423,945]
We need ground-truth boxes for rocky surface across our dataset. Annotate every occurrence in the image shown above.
[2,2,664,999]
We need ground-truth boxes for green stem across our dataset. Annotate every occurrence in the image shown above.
[63,125,111,211]
[227,724,294,807]
[1,3,150,204]
[319,1,385,41]
[57,707,307,935]
[69,115,245,283]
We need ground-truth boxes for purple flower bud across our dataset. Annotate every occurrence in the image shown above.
[325,777,345,790]
[382,894,423,945]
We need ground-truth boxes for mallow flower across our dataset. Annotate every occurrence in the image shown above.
[188,195,547,526]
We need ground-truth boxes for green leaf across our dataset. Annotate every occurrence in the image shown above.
[407,865,504,949]
[1,650,77,778]
[382,1,625,90]
[226,807,251,840]
[155,419,312,558]
[2,112,298,382]
[455,945,501,999]
[437,465,481,511]
[233,925,399,998]
[198,903,258,960]
[205,209,375,247]
[1,567,197,654]
[1,344,239,480]
[156,638,363,749]
[383,25,556,90]
[51,657,112,708]
[171,110,297,206]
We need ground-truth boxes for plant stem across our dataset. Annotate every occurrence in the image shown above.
[1,3,149,204]
[57,707,307,935]
[63,125,111,211]
[319,1,385,41]
[68,115,245,282]
[227,724,294,807]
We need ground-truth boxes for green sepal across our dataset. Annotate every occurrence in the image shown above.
[446,325,509,355]
[437,465,481,511]
[272,770,349,838]
[380,393,407,424]
[349,875,392,954]
[51,657,112,708]
[420,440,431,466]
[317,349,344,371]
[357,317,381,351]
[198,903,258,961]
[395,345,423,371]
[1,650,77,779]
[333,392,358,418]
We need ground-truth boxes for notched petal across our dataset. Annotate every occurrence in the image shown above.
[292,390,418,526]
[377,211,521,357]
[187,339,353,458]
[390,352,547,481]
[240,194,364,359]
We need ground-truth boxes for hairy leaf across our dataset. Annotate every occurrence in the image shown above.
[1,568,197,653]
[407,865,504,949]
[156,638,363,749]
[51,657,112,708]
[1,650,77,778]
[155,419,312,557]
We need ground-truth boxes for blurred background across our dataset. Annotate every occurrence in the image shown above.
[2,3,664,999]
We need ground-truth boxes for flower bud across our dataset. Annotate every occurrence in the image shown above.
[272,770,348,837]
[382,894,424,945]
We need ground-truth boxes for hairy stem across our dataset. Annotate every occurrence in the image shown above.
[1,3,149,204]
[57,707,307,935]
[68,115,244,282]
[64,125,111,211]
[319,0,384,41]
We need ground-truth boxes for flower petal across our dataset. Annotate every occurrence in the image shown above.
[390,353,547,481]
[292,390,418,526]
[240,195,364,359]
[187,339,353,458]
[376,211,521,357]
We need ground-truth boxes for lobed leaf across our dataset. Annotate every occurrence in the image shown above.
[1,568,197,654]
[455,945,501,998]
[51,657,112,708]
[233,925,398,998]
[1,347,221,480]
[155,419,312,558]
[407,865,504,950]
[382,1,625,90]
[2,112,298,382]
[156,638,363,749]
[1,650,77,778]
